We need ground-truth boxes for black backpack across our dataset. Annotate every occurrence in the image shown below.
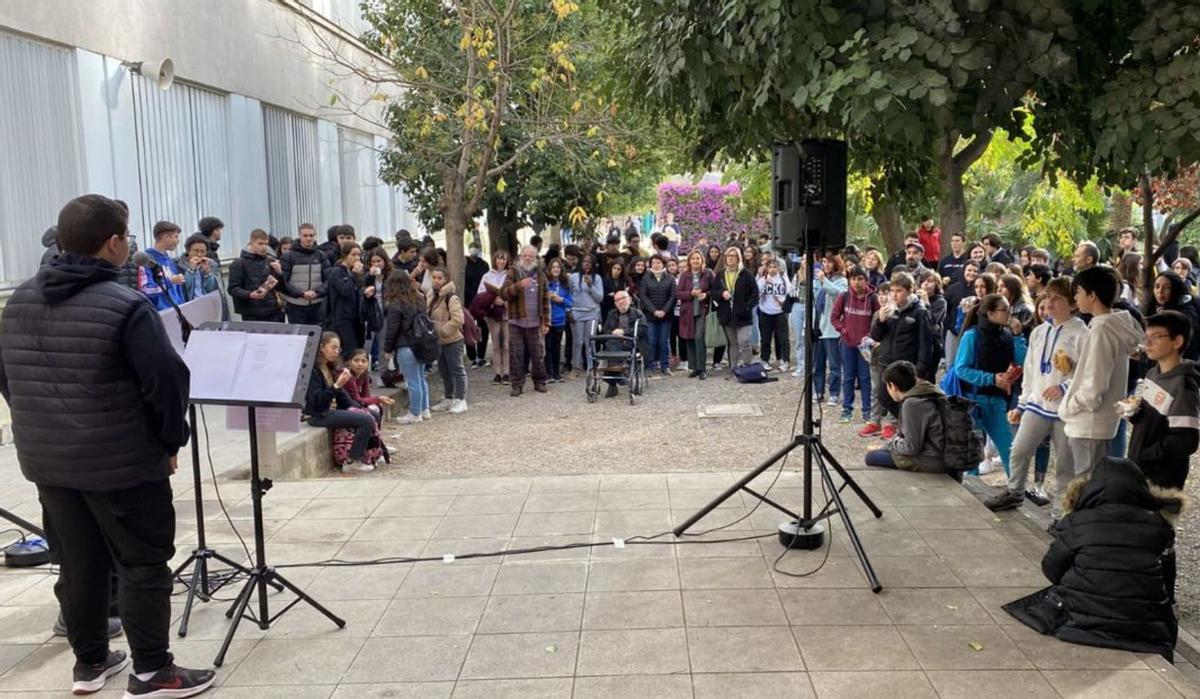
[732,362,777,384]
[411,309,441,363]
[932,394,985,472]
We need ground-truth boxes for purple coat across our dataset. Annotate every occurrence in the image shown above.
[675,268,715,339]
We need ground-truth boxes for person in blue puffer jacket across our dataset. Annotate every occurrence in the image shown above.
[544,257,574,382]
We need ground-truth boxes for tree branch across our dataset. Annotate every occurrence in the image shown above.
[952,131,993,171]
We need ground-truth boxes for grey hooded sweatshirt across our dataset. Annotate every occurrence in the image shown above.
[888,380,947,473]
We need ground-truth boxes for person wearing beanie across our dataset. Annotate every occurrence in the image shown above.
[196,216,229,319]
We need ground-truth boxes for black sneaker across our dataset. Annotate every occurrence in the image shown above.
[1024,489,1052,507]
[72,650,129,695]
[605,382,619,398]
[1046,519,1059,536]
[124,664,215,698]
[698,371,707,381]
[983,490,1024,512]
[55,613,123,639]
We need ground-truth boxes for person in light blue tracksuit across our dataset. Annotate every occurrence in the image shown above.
[812,257,848,402]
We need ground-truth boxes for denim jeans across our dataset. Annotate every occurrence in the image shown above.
[812,337,842,398]
[647,319,671,370]
[396,346,429,416]
[839,341,871,417]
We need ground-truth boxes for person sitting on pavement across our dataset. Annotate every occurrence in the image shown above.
[599,290,648,398]
[1003,457,1185,660]
[863,360,947,473]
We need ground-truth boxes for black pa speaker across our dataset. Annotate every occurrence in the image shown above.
[771,139,847,251]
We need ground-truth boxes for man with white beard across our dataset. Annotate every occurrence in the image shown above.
[500,245,551,396]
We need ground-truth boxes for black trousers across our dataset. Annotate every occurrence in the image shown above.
[44,514,119,618]
[310,410,375,460]
[285,303,324,326]
[544,326,565,379]
[38,480,175,673]
[758,310,789,362]
[331,320,365,358]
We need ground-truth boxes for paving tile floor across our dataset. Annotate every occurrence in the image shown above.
[1,465,1198,697]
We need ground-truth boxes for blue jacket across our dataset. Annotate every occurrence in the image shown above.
[954,326,1028,394]
[548,280,573,327]
[814,274,848,339]
[138,248,186,311]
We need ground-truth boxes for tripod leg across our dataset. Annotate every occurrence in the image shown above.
[817,442,884,518]
[270,571,346,628]
[177,558,206,638]
[813,450,882,593]
[672,436,804,536]
[210,551,283,592]
[172,552,198,581]
[215,576,256,668]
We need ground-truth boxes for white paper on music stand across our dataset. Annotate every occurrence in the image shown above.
[230,334,309,404]
[184,331,248,401]
[158,291,224,356]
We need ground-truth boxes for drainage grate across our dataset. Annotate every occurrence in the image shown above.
[697,403,764,418]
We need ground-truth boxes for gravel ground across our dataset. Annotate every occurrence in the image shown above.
[376,362,1200,627]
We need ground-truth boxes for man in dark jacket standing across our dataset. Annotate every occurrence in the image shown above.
[228,229,287,322]
[0,195,214,696]
[280,222,329,325]
[464,243,490,367]
[870,272,935,418]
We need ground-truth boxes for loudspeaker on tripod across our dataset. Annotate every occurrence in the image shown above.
[771,140,847,251]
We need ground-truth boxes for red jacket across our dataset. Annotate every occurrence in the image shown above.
[831,289,879,347]
[344,374,382,407]
[917,225,942,264]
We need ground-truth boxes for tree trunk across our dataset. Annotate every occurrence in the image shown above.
[872,199,905,255]
[548,223,562,247]
[937,131,992,242]
[442,172,467,299]
[1141,172,1156,299]
[1108,190,1132,232]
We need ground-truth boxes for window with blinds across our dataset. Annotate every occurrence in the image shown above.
[131,76,231,250]
[263,105,320,236]
[339,126,380,236]
[0,31,84,285]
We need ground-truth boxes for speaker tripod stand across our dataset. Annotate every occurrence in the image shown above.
[673,221,884,592]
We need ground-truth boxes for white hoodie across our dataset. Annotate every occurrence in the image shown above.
[1058,310,1144,439]
[1017,316,1088,420]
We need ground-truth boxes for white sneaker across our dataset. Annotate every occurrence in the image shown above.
[341,460,374,473]
[826,396,839,407]
[448,399,468,414]
[393,413,421,425]
[421,409,432,420]
[679,361,689,372]
[778,362,789,372]
[430,399,453,413]
[791,369,804,378]
[978,459,995,475]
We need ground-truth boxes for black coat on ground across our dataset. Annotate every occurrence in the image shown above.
[1003,458,1185,659]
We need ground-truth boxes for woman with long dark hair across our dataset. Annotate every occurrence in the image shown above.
[383,270,431,424]
[602,259,631,321]
[1143,271,1200,360]
[326,242,374,357]
[306,332,378,472]
[953,293,1028,476]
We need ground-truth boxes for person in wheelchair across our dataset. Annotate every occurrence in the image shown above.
[599,290,649,397]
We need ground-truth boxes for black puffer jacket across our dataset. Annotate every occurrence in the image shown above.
[0,254,190,491]
[870,297,935,376]
[1003,458,1184,659]
[228,249,284,319]
[712,268,758,327]
[638,271,677,318]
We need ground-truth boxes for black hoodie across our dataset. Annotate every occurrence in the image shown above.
[0,253,190,491]
[1129,359,1200,488]
[228,248,287,319]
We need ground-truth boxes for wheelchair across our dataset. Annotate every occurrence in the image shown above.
[584,318,647,405]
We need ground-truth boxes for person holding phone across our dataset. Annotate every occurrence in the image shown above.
[305,332,378,473]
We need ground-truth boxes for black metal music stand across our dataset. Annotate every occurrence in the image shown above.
[171,404,262,637]
[181,322,345,667]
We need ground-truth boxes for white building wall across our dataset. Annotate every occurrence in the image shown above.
[0,1,423,287]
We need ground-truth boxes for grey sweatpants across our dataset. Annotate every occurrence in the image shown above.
[868,364,894,426]
[1055,436,1109,518]
[723,324,754,366]
[572,318,595,369]
[1008,412,1070,496]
